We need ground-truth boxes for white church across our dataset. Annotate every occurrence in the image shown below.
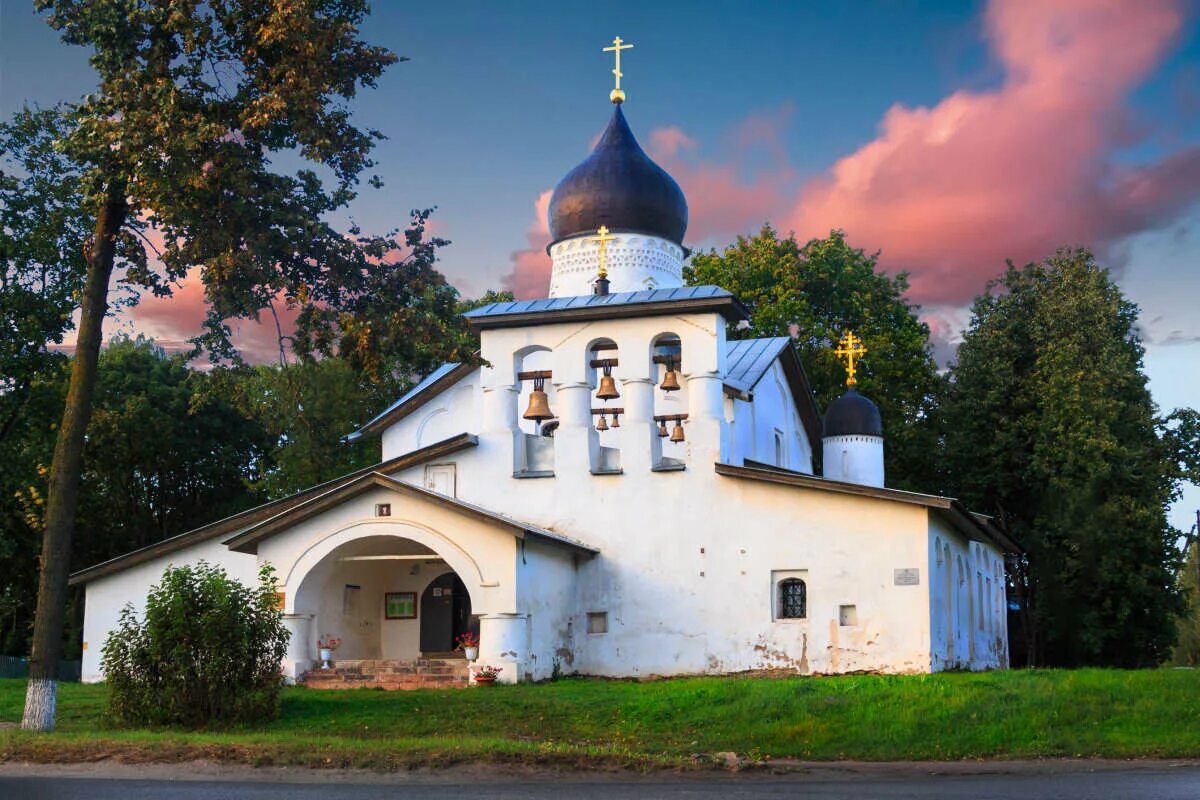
[73,50,1015,685]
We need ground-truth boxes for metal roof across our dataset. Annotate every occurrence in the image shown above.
[346,362,463,442]
[724,337,792,393]
[463,285,737,319]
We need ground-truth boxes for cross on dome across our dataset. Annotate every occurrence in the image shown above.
[603,36,633,104]
[592,225,615,279]
[834,331,867,387]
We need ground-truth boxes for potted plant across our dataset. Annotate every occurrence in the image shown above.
[472,665,502,686]
[317,635,341,669]
[455,632,480,661]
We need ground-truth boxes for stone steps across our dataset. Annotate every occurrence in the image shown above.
[300,658,470,690]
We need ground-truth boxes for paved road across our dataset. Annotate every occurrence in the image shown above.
[3,768,1199,800]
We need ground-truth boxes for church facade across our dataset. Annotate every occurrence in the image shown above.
[73,74,1016,685]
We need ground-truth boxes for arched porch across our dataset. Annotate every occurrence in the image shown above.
[274,518,507,684]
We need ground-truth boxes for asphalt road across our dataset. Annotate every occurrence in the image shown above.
[3,768,1199,800]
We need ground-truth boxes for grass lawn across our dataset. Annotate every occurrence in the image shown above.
[2,669,1198,770]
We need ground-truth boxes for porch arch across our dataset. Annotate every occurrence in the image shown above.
[280,518,502,615]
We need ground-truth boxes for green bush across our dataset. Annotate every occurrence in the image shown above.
[101,562,289,727]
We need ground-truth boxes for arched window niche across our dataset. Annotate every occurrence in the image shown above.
[513,345,555,477]
[775,576,807,620]
[651,333,687,471]
[587,337,622,475]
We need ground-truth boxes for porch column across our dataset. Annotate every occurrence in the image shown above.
[476,613,529,684]
[282,613,313,682]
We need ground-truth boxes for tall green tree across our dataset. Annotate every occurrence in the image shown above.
[1,337,269,657]
[686,226,942,490]
[15,0,401,730]
[941,249,1191,667]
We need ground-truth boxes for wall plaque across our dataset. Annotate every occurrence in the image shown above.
[894,568,920,586]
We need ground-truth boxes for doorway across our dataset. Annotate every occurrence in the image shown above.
[419,572,477,654]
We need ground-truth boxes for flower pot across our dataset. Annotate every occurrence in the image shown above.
[319,648,334,669]
[474,675,496,686]
[463,646,479,661]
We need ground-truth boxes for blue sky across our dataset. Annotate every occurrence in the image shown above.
[2,1,1197,529]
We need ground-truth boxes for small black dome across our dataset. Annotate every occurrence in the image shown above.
[823,389,883,438]
[548,105,688,246]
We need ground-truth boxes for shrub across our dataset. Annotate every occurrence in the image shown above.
[101,562,289,727]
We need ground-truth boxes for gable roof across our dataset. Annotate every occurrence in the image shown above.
[463,285,749,329]
[223,471,598,557]
[725,337,791,392]
[724,337,823,446]
[719,461,1022,554]
[68,433,480,586]
[346,362,476,442]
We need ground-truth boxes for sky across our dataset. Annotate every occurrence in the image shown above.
[2,0,1198,530]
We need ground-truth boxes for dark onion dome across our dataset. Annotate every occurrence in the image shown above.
[823,389,883,438]
[548,104,688,246]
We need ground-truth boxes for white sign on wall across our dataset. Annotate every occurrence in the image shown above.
[893,568,920,586]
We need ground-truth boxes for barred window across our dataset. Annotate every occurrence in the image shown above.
[778,578,807,619]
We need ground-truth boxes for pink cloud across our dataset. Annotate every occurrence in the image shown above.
[500,190,554,299]
[126,267,296,363]
[789,0,1199,305]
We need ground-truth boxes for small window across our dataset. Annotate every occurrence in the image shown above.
[839,604,858,626]
[587,611,608,634]
[778,578,807,619]
[375,503,391,517]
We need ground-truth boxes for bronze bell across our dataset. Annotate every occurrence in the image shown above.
[670,420,686,442]
[596,413,609,431]
[660,362,681,392]
[597,361,620,401]
[523,378,554,422]
[657,419,669,437]
[596,373,620,401]
[610,413,620,429]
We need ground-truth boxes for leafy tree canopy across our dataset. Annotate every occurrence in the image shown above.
[941,248,1191,667]
[686,226,942,490]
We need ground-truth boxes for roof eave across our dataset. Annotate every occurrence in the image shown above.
[225,470,598,557]
[350,362,477,440]
[68,433,479,586]
[717,461,1017,554]
[466,294,750,331]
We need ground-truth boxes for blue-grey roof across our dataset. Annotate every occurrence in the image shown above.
[345,362,462,441]
[463,285,735,319]
[724,337,792,393]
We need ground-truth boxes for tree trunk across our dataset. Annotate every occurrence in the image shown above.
[22,179,127,732]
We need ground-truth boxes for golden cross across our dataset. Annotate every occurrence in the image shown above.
[834,331,867,387]
[592,225,615,279]
[603,36,633,104]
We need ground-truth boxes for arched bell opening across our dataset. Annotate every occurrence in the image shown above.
[513,345,556,475]
[293,534,479,665]
[586,337,622,473]
[651,333,687,466]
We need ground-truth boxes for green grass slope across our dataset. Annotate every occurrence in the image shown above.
[2,669,1197,769]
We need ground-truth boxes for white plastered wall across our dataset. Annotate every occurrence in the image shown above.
[395,440,938,676]
[927,516,1008,671]
[381,372,480,457]
[80,537,259,682]
[515,536,581,681]
[727,360,813,473]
